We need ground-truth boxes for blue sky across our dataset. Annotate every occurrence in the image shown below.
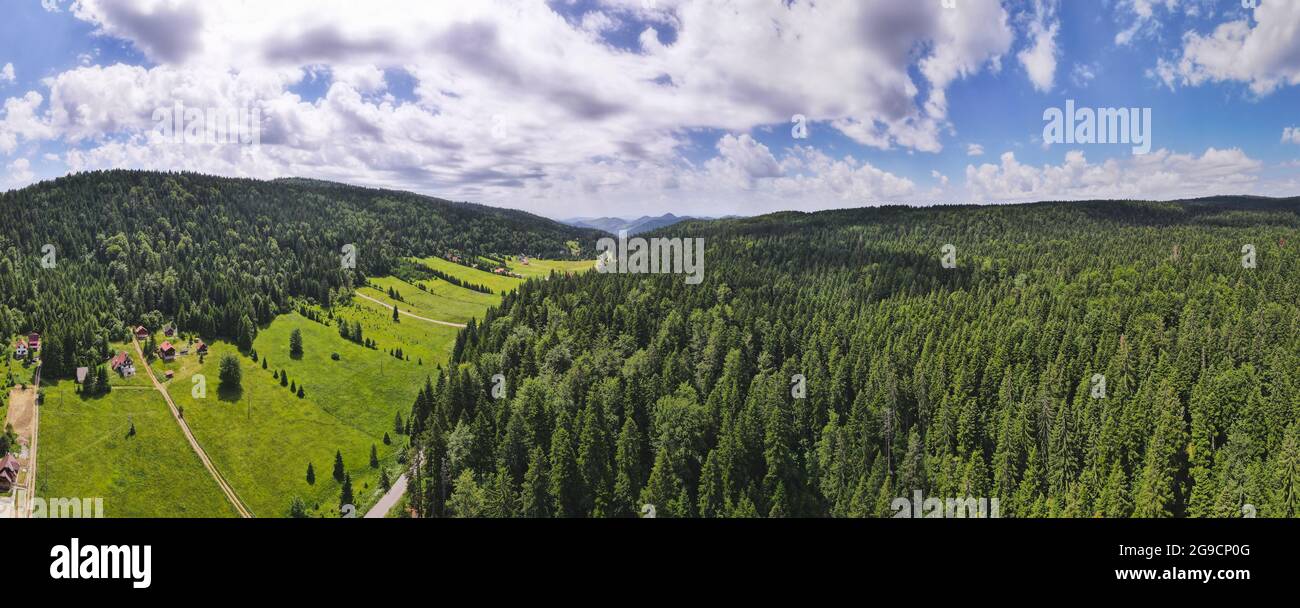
[1,0,1298,218]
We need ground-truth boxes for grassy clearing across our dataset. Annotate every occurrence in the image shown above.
[505,256,595,280]
[336,297,461,369]
[37,375,236,518]
[361,275,497,325]
[153,328,408,517]
[412,255,524,294]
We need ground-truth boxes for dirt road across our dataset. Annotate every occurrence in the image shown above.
[5,366,39,518]
[354,293,467,328]
[132,336,253,518]
[364,473,408,518]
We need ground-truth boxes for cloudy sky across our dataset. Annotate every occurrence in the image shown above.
[1,0,1298,218]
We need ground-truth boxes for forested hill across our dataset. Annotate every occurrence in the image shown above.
[0,170,601,378]
[406,196,1300,518]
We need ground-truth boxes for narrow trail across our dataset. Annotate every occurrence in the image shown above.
[132,336,253,518]
[354,292,468,328]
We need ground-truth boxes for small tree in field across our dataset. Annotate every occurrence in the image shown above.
[339,473,354,513]
[289,328,303,357]
[370,444,379,468]
[218,355,241,391]
[333,450,346,482]
[306,462,316,485]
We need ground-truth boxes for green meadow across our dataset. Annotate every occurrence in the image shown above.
[412,255,525,294]
[30,258,586,518]
[37,375,236,518]
[505,256,594,280]
[360,275,497,325]
[337,295,461,368]
[154,321,411,517]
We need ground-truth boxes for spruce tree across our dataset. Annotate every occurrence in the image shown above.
[333,450,345,483]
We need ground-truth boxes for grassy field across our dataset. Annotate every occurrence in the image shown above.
[37,374,237,518]
[361,275,498,325]
[30,258,587,518]
[412,255,525,294]
[337,295,462,369]
[150,319,414,517]
[505,256,594,280]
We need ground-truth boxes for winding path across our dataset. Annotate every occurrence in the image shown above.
[355,292,467,328]
[131,335,253,518]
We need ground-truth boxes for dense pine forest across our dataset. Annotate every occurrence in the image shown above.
[407,197,1300,518]
[0,171,598,379]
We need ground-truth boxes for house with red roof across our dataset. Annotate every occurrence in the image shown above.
[134,326,150,340]
[158,341,176,362]
[13,338,27,358]
[26,332,39,351]
[110,351,135,377]
[0,453,21,492]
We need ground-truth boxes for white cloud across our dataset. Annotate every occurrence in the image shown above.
[1156,1,1300,94]
[0,91,55,154]
[1284,127,1300,145]
[0,63,14,85]
[967,143,985,156]
[1070,62,1098,88]
[1113,0,1180,46]
[0,0,1027,216]
[964,147,1263,203]
[2,158,35,191]
[1017,2,1059,93]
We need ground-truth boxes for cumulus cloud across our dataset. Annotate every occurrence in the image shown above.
[0,63,13,85]
[1017,1,1059,93]
[2,158,35,190]
[964,147,1263,203]
[0,0,1028,215]
[1284,127,1300,145]
[1154,1,1300,94]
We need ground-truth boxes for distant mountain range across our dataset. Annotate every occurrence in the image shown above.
[560,213,721,235]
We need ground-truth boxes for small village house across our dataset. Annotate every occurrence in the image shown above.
[110,352,135,377]
[13,338,27,358]
[158,341,177,362]
[195,341,209,355]
[0,454,20,492]
[134,326,150,340]
[164,325,176,337]
[26,332,39,351]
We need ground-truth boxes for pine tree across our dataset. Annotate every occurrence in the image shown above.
[370,443,379,468]
[577,404,612,516]
[550,421,582,517]
[1134,381,1188,517]
[1270,423,1300,517]
[339,473,354,513]
[640,448,684,518]
[333,450,345,483]
[306,462,316,485]
[521,446,551,518]
[612,415,642,517]
[289,328,303,357]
